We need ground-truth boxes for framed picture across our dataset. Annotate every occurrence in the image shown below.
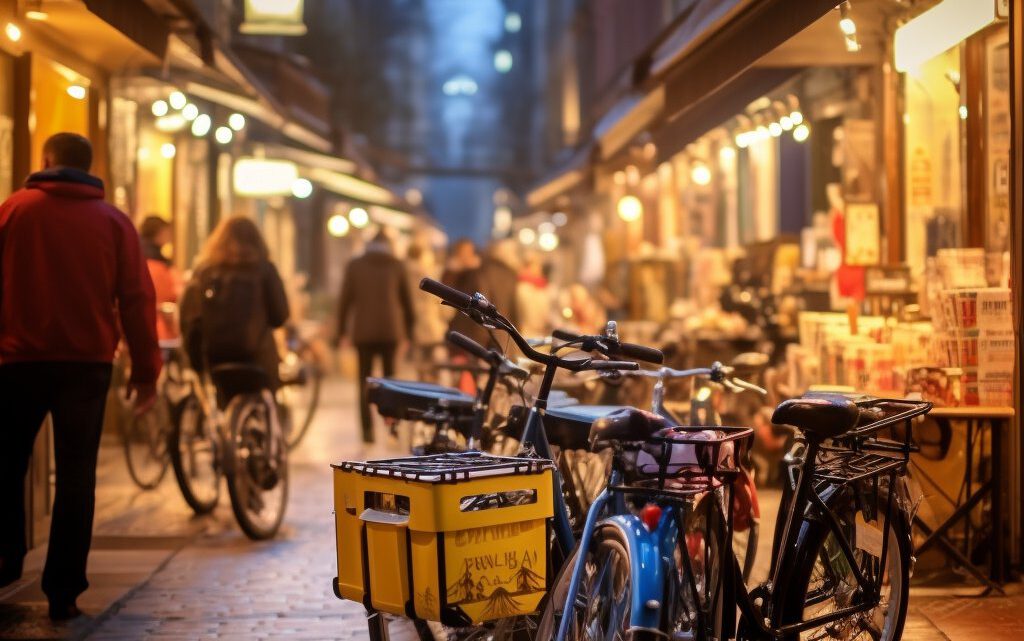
[845,203,881,266]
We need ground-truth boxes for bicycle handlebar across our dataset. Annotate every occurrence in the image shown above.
[420,278,645,374]
[551,328,665,365]
[447,331,491,362]
[445,331,530,381]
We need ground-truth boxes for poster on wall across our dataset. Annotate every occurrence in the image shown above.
[844,203,881,266]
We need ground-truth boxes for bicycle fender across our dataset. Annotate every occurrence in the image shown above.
[604,512,678,634]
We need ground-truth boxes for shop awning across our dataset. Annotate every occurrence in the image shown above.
[525,143,594,208]
[308,168,399,208]
[661,0,841,123]
[594,87,665,160]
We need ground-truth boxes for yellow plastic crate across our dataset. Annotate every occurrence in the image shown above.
[332,452,554,626]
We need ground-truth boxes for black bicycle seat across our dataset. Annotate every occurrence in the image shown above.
[210,363,271,395]
[367,378,474,421]
[772,394,859,440]
[589,407,673,449]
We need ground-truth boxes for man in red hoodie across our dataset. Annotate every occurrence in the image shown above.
[0,133,160,620]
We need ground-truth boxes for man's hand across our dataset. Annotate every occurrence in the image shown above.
[127,381,158,417]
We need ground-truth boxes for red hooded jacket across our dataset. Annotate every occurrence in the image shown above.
[0,168,161,384]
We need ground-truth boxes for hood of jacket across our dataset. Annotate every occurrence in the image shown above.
[25,167,105,200]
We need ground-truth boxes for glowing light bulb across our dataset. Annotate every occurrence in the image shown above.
[348,207,369,228]
[769,122,783,137]
[169,91,187,110]
[5,23,22,42]
[152,100,169,117]
[66,85,86,100]
[214,126,232,144]
[182,103,199,120]
[228,113,246,131]
[518,227,536,245]
[191,114,211,136]
[790,111,804,125]
[291,178,313,199]
[793,123,810,142]
[617,195,643,222]
[327,214,350,237]
[160,143,176,159]
[538,232,559,251]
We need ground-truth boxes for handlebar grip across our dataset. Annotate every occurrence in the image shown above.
[420,278,472,309]
[503,362,531,381]
[446,331,491,362]
[618,342,664,365]
[552,328,582,342]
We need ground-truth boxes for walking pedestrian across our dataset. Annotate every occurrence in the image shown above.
[179,216,290,405]
[406,243,447,382]
[516,253,553,339]
[139,215,182,342]
[0,133,161,620]
[333,229,414,443]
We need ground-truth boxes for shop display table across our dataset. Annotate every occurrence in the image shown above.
[912,406,1015,594]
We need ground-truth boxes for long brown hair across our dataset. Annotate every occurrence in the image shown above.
[198,216,269,267]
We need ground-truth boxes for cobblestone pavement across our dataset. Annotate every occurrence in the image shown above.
[2,376,1021,640]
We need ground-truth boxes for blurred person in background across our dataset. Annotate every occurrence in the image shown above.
[565,283,607,334]
[406,243,447,382]
[180,216,290,405]
[0,133,160,620]
[139,215,181,342]
[440,237,480,290]
[516,253,552,339]
[333,229,413,443]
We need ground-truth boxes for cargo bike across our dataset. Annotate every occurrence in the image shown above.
[332,278,931,641]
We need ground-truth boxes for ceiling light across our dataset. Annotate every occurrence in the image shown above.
[155,115,187,132]
[168,91,187,110]
[780,116,793,130]
[234,158,299,196]
[291,178,313,199]
[151,100,169,117]
[690,163,712,186]
[768,122,783,137]
[228,113,246,131]
[4,23,22,42]
[735,132,750,148]
[160,143,176,159]
[617,195,643,222]
[958,105,968,120]
[538,221,555,235]
[494,49,513,73]
[552,211,568,227]
[538,231,559,251]
[214,126,232,144]
[518,227,536,245]
[894,0,996,73]
[790,111,804,125]
[327,214,350,237]
[505,12,521,33]
[793,123,810,142]
[348,207,369,228]
[719,146,737,163]
[182,103,199,121]
[191,114,211,137]
[66,85,86,100]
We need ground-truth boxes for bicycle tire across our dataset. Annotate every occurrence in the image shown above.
[225,393,289,540]
[537,524,639,641]
[169,393,220,514]
[770,489,910,641]
[283,359,322,450]
[122,393,171,490]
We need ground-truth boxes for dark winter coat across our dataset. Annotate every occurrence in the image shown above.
[335,243,414,345]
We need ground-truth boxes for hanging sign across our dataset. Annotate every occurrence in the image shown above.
[240,0,307,36]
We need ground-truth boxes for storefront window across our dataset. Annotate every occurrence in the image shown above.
[30,56,89,172]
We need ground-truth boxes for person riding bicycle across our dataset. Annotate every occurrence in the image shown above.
[180,216,290,405]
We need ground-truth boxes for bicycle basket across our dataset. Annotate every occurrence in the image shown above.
[629,426,753,492]
[332,451,553,626]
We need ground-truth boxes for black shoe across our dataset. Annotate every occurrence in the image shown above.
[0,557,23,588]
[48,600,82,622]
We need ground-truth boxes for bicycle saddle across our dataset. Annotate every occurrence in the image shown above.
[210,363,271,394]
[367,378,474,421]
[589,407,672,449]
[772,394,859,440]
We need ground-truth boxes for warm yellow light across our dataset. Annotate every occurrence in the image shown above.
[538,221,555,235]
[4,22,22,42]
[348,207,369,228]
[518,227,536,245]
[562,307,573,319]
[327,213,350,237]
[160,143,177,159]
[839,17,856,35]
[191,114,211,136]
[756,125,769,141]
[768,122,782,137]
[790,111,803,125]
[617,195,643,222]
[538,231,559,251]
[25,10,48,20]
[691,163,712,186]
[894,0,995,72]
[66,85,87,100]
[695,386,712,402]
[291,178,313,199]
[228,113,246,131]
[151,100,169,117]
[719,146,737,163]
[613,171,626,186]
[552,211,568,227]
[735,132,750,148]
[250,0,302,18]
[214,126,233,144]
[233,158,299,196]
[155,115,187,132]
[169,91,187,110]
[780,116,793,131]
[958,105,968,120]
[182,103,199,121]
[793,123,810,142]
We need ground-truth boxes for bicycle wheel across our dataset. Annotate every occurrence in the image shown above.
[225,393,289,540]
[169,393,220,514]
[280,350,322,450]
[122,392,171,490]
[536,525,634,641]
[776,491,910,641]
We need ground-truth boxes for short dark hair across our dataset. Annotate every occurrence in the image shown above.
[42,133,92,171]
[139,215,171,242]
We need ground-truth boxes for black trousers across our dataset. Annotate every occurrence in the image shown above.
[0,361,112,603]
[356,343,396,442]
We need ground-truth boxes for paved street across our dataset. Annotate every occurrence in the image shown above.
[0,376,1021,640]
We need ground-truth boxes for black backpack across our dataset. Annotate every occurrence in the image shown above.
[198,265,268,363]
